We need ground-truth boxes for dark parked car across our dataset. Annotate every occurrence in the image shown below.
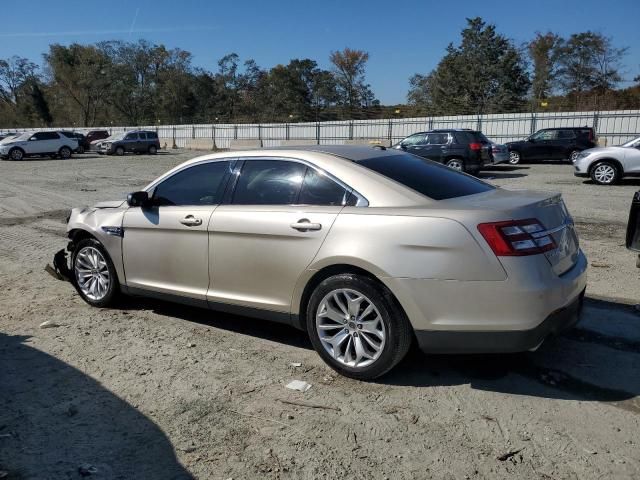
[60,131,89,153]
[627,190,640,267]
[393,129,495,175]
[506,127,596,164]
[86,129,109,145]
[99,130,160,156]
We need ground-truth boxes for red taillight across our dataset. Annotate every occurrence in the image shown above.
[469,142,482,151]
[477,218,556,256]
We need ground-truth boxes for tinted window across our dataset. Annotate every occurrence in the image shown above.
[426,133,449,145]
[531,130,557,140]
[233,160,306,205]
[299,168,349,206]
[557,130,576,139]
[146,131,158,139]
[59,131,75,139]
[138,132,147,140]
[125,133,138,140]
[32,132,59,140]
[152,161,231,206]
[357,153,494,200]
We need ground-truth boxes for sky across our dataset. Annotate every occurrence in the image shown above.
[1,0,639,104]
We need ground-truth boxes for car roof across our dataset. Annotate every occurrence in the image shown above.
[540,127,593,130]
[262,145,400,163]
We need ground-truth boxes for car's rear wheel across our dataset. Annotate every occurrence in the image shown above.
[590,161,619,185]
[148,145,157,155]
[445,158,465,172]
[72,238,119,307]
[8,148,24,161]
[569,149,580,162]
[59,146,72,159]
[115,146,125,156]
[508,150,521,165]
[306,274,412,380]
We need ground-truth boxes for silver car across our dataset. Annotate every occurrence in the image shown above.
[574,136,640,185]
[55,146,587,379]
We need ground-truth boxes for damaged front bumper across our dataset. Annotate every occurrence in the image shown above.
[46,243,74,283]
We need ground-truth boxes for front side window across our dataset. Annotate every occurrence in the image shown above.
[232,160,306,205]
[299,168,350,206]
[138,132,148,140]
[152,161,231,206]
[31,132,59,141]
[125,133,139,141]
[557,130,576,139]
[400,133,427,147]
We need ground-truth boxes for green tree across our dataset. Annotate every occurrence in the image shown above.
[407,17,530,115]
[528,32,563,101]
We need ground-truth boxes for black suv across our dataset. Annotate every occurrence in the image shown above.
[99,130,160,156]
[394,129,493,175]
[506,127,596,164]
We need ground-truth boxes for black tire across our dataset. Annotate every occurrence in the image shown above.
[59,146,72,159]
[445,158,465,172]
[148,145,157,155]
[8,147,24,161]
[71,238,120,308]
[306,274,412,380]
[590,161,619,186]
[115,146,125,156]
[508,150,521,165]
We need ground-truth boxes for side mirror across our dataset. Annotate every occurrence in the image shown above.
[127,191,149,207]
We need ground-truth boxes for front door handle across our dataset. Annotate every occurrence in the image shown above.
[180,215,202,227]
[290,219,322,232]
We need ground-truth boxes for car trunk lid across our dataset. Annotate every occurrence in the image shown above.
[444,188,580,275]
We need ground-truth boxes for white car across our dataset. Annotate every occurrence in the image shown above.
[0,131,78,161]
[574,136,640,185]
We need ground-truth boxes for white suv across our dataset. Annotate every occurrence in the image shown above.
[0,131,78,161]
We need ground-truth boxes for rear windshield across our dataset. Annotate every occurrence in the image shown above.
[357,153,495,200]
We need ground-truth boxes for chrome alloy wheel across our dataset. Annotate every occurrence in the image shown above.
[509,151,520,164]
[74,246,110,301]
[593,164,616,184]
[446,159,463,171]
[315,288,386,368]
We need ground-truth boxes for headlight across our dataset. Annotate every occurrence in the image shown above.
[573,152,590,163]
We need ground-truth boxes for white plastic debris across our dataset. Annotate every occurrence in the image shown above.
[285,380,312,392]
[289,362,302,367]
[39,320,61,329]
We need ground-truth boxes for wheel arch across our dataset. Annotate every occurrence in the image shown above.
[588,157,624,176]
[294,263,409,333]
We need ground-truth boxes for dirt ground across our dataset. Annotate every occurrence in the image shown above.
[0,151,639,480]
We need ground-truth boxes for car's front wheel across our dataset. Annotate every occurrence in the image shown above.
[8,148,24,161]
[115,146,125,156]
[590,161,619,185]
[306,274,412,380]
[508,150,521,165]
[72,238,120,307]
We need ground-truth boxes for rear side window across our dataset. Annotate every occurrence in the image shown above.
[125,133,138,140]
[299,168,350,206]
[146,131,158,139]
[357,153,494,200]
[138,132,147,140]
[426,133,449,145]
[400,133,427,146]
[152,161,231,206]
[233,160,306,205]
[557,130,576,139]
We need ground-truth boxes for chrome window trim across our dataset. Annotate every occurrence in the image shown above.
[235,156,369,207]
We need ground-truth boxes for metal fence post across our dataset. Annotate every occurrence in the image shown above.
[316,122,320,145]
[285,123,290,141]
[428,117,434,130]
[530,112,537,135]
[212,124,217,150]
[258,124,262,142]
[477,114,482,132]
[233,125,238,140]
[172,126,177,149]
[349,121,354,140]
[593,111,600,131]
[192,126,195,139]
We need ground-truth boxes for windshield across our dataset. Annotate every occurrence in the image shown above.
[356,152,495,200]
[622,137,640,148]
[3,132,29,142]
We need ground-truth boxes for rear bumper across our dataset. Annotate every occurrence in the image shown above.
[414,288,584,353]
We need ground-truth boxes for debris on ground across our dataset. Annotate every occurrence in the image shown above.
[39,320,62,329]
[277,398,341,412]
[289,362,302,367]
[78,464,98,476]
[285,380,312,392]
[497,448,524,461]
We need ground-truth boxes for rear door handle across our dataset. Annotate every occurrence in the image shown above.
[290,219,322,232]
[180,215,202,227]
